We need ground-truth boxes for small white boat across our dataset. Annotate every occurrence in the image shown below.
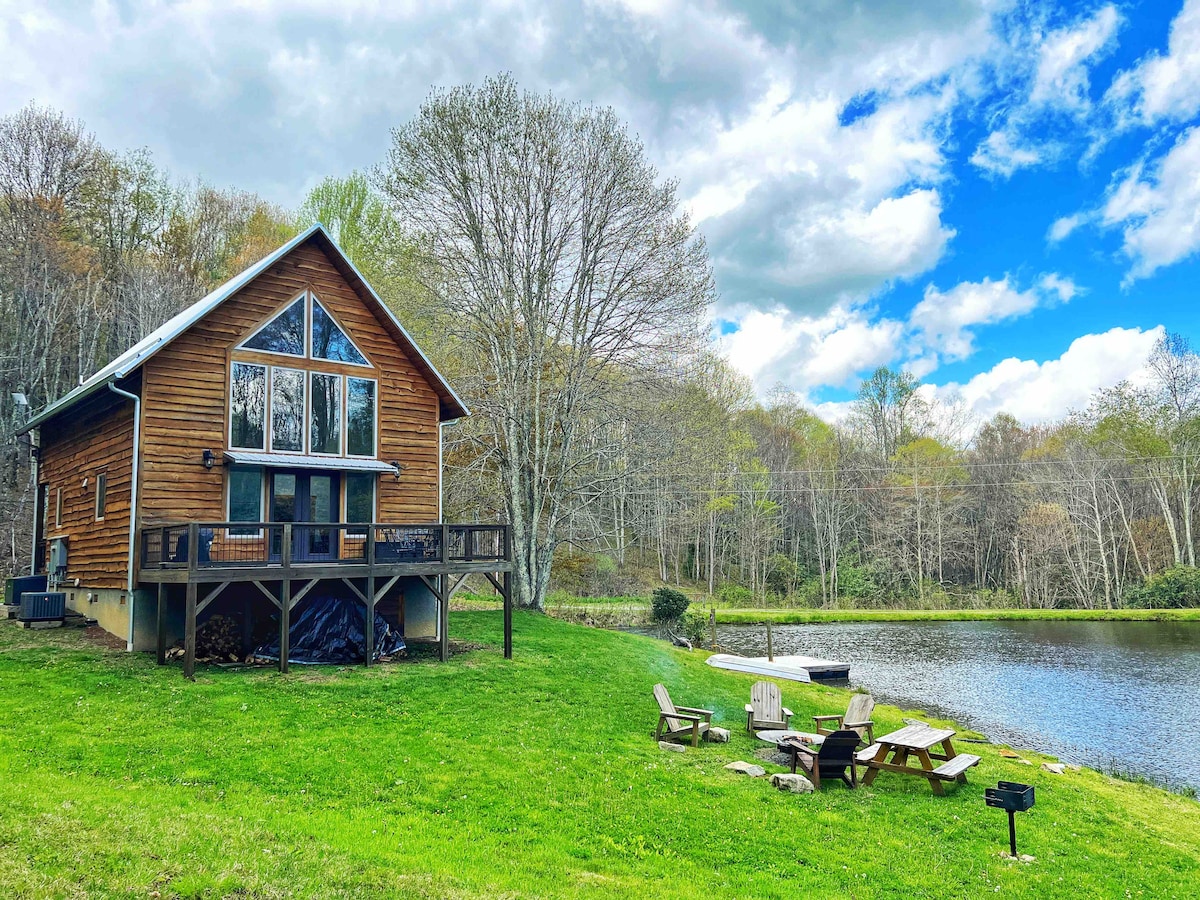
[705,653,850,682]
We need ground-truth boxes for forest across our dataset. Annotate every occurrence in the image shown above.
[3,88,1199,612]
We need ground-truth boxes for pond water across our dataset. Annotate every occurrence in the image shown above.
[715,620,1200,791]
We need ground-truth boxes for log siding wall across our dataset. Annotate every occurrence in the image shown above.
[38,382,138,591]
[139,238,441,526]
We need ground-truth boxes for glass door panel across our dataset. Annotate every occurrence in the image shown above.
[269,473,297,559]
[305,475,335,559]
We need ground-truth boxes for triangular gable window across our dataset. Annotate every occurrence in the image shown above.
[240,296,305,357]
[312,298,368,365]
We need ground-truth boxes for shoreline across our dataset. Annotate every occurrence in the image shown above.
[713,607,1200,624]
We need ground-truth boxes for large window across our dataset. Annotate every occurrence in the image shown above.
[230,362,267,450]
[346,473,375,530]
[241,296,305,356]
[312,298,369,365]
[271,367,305,452]
[347,377,376,456]
[228,467,263,536]
[310,373,342,454]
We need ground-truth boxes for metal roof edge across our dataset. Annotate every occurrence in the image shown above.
[313,229,471,420]
[19,224,325,433]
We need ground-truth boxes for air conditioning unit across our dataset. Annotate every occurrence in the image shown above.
[19,591,66,622]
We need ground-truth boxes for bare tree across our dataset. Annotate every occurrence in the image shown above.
[379,76,713,610]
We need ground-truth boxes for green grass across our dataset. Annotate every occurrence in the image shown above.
[712,607,1200,624]
[0,614,1197,898]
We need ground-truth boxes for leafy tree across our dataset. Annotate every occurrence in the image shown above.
[379,75,713,610]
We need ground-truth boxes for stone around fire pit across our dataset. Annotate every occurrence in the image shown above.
[770,773,814,793]
[724,761,766,777]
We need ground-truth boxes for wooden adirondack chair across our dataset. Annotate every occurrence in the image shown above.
[744,681,793,732]
[813,693,876,746]
[653,683,714,747]
[786,729,861,789]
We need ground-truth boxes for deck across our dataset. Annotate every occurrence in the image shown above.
[139,521,513,677]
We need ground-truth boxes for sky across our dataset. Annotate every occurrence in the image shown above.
[3,0,1200,428]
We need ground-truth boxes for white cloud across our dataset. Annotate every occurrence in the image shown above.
[909,273,1074,363]
[1107,0,1200,126]
[933,326,1162,423]
[969,5,1119,178]
[721,271,1076,394]
[1030,5,1120,109]
[718,304,904,394]
[969,129,1045,177]
[1101,126,1200,282]
[1047,212,1086,242]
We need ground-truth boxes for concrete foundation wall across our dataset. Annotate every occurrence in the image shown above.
[401,578,438,640]
[65,586,130,645]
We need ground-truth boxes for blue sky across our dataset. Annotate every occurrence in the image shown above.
[3,0,1199,426]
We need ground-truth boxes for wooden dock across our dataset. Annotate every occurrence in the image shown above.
[705,653,850,683]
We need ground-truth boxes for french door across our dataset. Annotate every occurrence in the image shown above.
[269,470,339,561]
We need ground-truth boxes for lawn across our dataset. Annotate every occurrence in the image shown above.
[0,613,1197,899]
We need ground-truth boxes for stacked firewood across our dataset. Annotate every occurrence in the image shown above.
[164,615,243,663]
[196,615,239,659]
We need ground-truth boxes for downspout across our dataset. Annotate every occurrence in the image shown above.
[29,430,39,574]
[107,381,140,652]
[437,421,443,522]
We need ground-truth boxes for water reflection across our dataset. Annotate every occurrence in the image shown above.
[715,620,1200,790]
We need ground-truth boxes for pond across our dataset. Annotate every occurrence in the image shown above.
[715,620,1200,791]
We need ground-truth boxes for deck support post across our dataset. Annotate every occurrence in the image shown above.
[503,570,512,660]
[364,524,375,667]
[183,523,199,679]
[438,573,450,662]
[279,524,292,674]
[156,582,167,665]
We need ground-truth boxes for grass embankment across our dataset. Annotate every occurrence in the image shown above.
[0,615,1197,899]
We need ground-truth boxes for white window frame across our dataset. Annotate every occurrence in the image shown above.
[228,361,268,452]
[236,292,307,360]
[55,487,63,529]
[268,366,307,454]
[94,471,107,522]
[226,466,265,539]
[308,371,343,456]
[345,376,379,459]
[310,295,372,368]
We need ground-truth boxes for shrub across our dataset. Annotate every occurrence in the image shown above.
[679,608,711,646]
[1126,565,1200,608]
[716,583,754,607]
[650,587,690,623]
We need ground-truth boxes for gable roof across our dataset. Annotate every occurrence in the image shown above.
[20,223,468,433]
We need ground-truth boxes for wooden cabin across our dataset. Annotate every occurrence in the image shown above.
[19,224,511,675]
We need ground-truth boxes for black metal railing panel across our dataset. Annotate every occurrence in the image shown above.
[140,522,510,570]
[373,524,441,563]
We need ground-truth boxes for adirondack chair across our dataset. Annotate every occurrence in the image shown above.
[786,729,861,790]
[744,681,793,732]
[653,683,714,747]
[813,693,875,746]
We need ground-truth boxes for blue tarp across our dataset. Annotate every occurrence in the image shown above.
[254,595,405,664]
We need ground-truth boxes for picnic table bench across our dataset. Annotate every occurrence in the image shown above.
[858,723,981,795]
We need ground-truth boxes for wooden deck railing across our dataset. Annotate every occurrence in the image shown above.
[140,522,510,571]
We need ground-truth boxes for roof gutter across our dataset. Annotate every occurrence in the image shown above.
[107,381,141,653]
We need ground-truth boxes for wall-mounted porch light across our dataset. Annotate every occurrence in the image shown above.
[390,461,404,483]
[202,449,217,470]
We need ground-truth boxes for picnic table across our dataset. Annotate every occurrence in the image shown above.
[858,723,981,795]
